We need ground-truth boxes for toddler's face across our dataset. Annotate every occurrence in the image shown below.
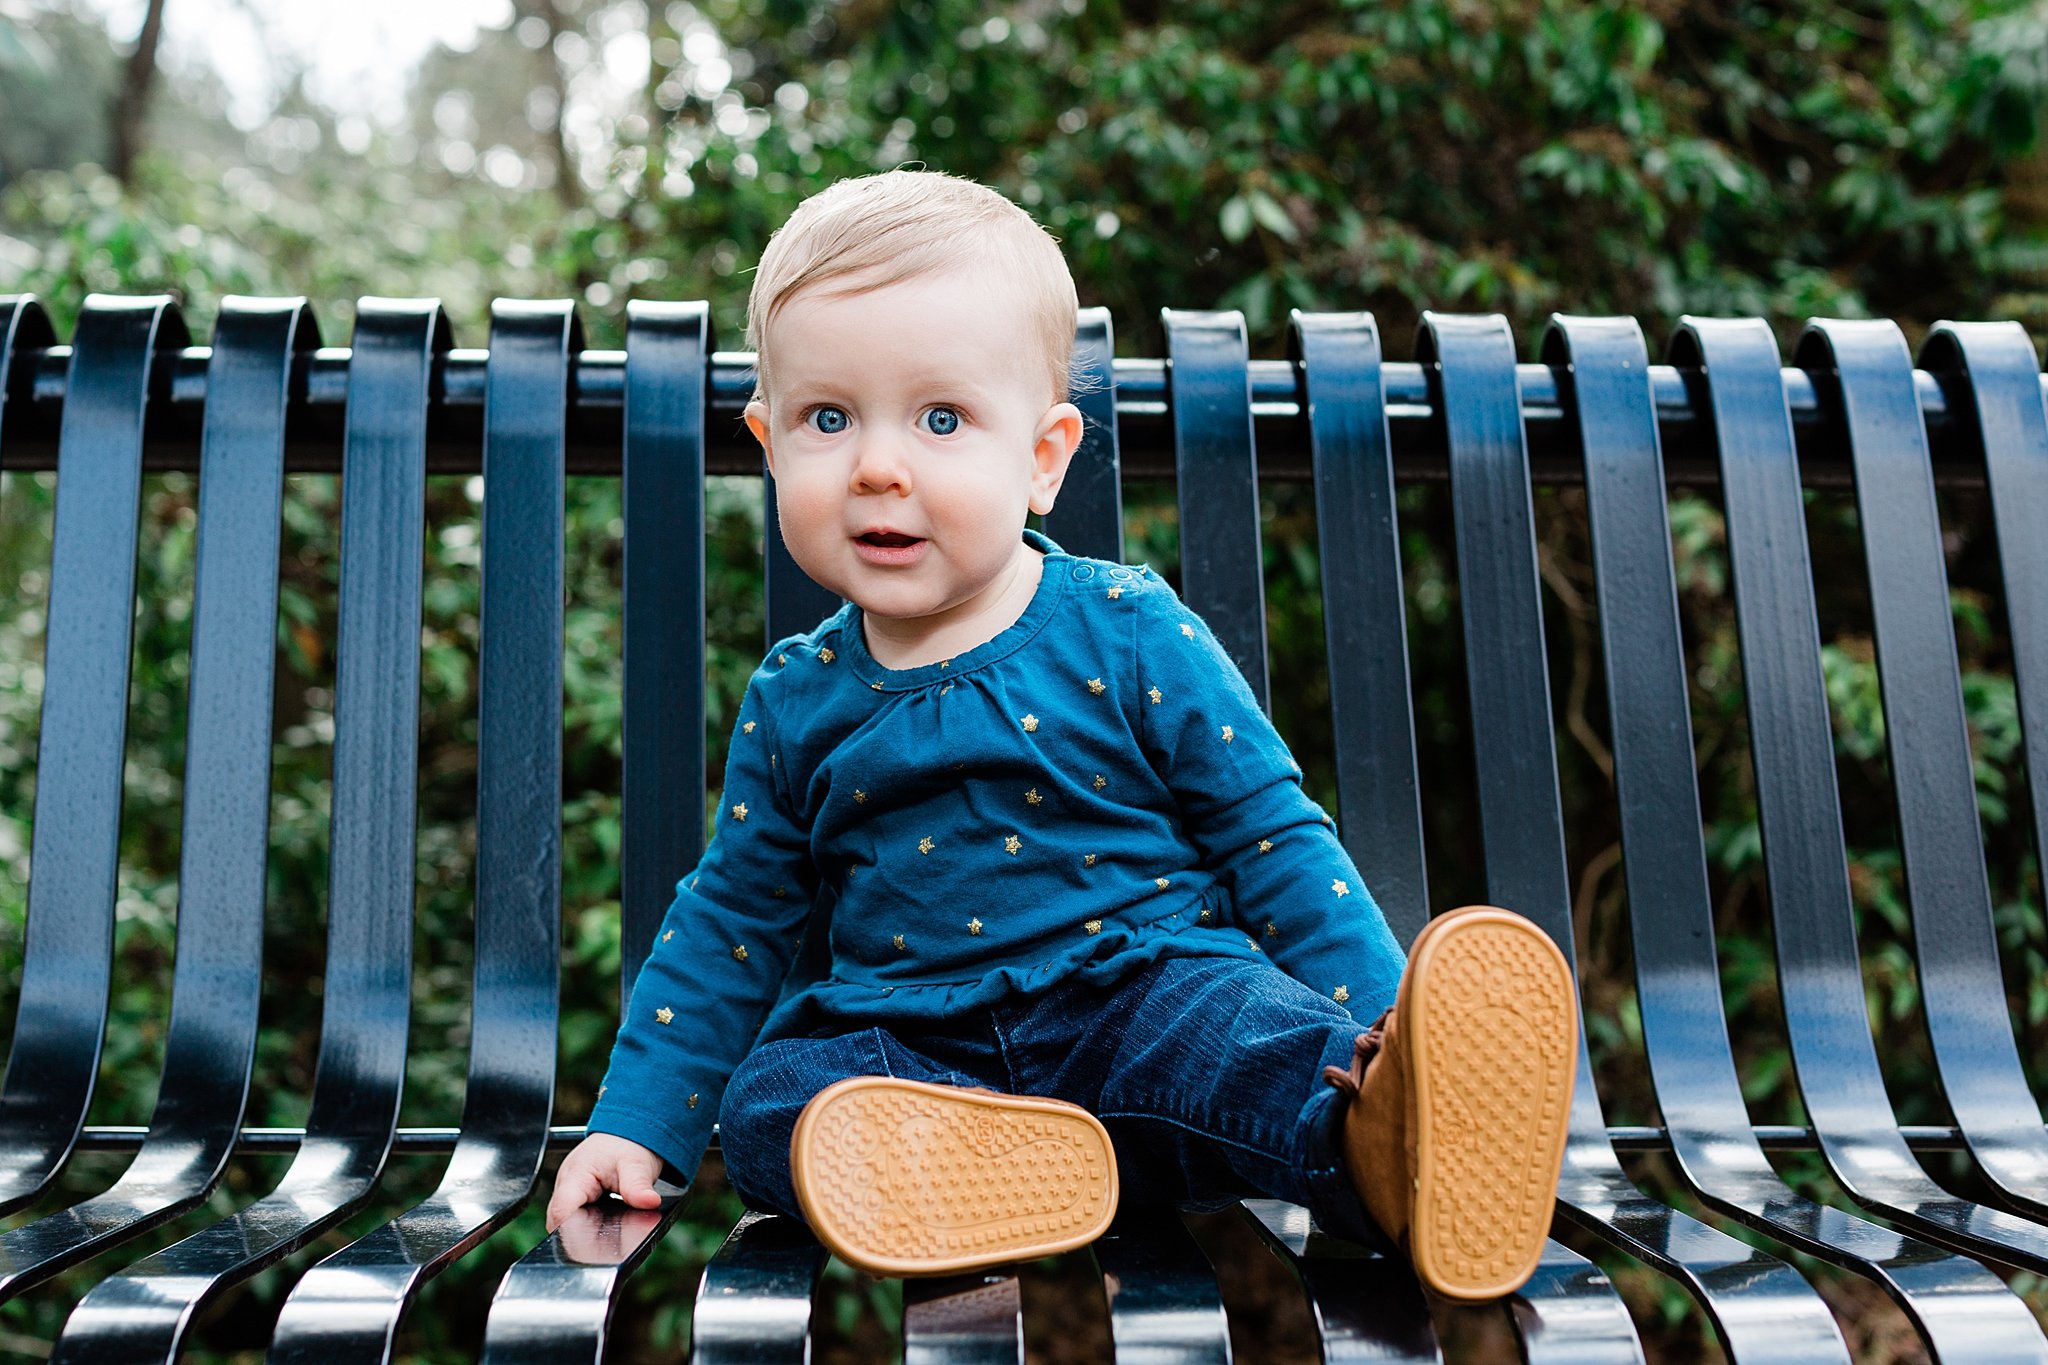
[745,266,1081,641]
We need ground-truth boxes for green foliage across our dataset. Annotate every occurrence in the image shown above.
[2,0,2047,1358]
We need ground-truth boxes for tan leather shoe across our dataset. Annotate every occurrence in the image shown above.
[1323,905,1577,1300]
[788,1076,1118,1277]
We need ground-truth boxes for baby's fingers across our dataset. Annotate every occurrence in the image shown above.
[613,1145,665,1211]
[545,1157,608,1233]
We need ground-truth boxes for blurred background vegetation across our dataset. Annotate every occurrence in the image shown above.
[2,0,2048,1359]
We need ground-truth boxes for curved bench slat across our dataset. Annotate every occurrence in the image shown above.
[902,1271,1023,1365]
[1421,310,1853,1365]
[1800,319,2048,1221]
[1552,312,2048,1363]
[618,300,712,995]
[267,300,581,1365]
[1094,1210,1232,1364]
[1677,315,2048,1272]
[1238,1199,1440,1365]
[477,1195,685,1365]
[690,1210,827,1365]
[1162,310,1268,712]
[0,297,178,1223]
[48,301,446,1365]
[478,298,713,1361]
[1291,311,1429,948]
[1517,1239,1647,1365]
[0,295,307,1304]
[1926,323,2048,981]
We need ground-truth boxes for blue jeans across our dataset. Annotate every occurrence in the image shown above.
[718,954,1385,1246]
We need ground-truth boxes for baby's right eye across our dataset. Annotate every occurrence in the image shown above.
[807,406,850,434]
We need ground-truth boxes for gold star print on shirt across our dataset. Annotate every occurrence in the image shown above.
[585,554,1411,1183]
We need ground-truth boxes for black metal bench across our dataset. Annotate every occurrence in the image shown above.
[1,291,2046,1363]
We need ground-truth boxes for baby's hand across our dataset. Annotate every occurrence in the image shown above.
[546,1132,666,1232]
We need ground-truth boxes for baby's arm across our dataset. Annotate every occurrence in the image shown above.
[564,657,819,1211]
[546,1132,665,1231]
[1132,582,1407,1018]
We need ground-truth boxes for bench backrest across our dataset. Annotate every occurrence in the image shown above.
[1,292,2045,1362]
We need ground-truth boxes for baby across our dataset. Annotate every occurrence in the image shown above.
[546,169,1579,1301]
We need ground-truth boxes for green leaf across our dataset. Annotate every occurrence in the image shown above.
[1247,189,1297,241]
[1219,195,1253,243]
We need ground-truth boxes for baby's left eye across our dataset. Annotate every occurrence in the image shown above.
[920,406,962,436]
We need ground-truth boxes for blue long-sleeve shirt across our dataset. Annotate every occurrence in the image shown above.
[585,530,1407,1179]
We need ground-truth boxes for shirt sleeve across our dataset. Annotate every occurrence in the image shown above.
[1132,580,1406,1022]
[585,658,817,1180]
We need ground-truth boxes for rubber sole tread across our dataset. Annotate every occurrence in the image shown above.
[789,1076,1118,1278]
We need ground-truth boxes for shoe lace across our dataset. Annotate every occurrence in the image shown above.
[1318,1008,1392,1098]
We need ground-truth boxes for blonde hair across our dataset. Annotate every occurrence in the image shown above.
[745,169,1081,404]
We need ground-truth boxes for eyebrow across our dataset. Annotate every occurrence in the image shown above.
[774,371,1003,406]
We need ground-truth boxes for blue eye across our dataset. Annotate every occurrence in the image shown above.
[808,406,849,434]
[921,406,961,436]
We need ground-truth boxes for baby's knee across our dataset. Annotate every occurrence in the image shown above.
[716,1054,810,1212]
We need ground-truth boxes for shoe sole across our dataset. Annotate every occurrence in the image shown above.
[1405,908,1577,1301]
[788,1076,1119,1278]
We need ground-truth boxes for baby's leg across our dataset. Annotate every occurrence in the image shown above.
[719,1026,1004,1220]
[1010,954,1382,1242]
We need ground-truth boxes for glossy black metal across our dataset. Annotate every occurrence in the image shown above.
[0,295,304,1300]
[52,1119,1982,1157]
[47,301,447,1365]
[1237,1200,1438,1364]
[1091,1212,1232,1363]
[0,296,56,450]
[477,1198,682,1365]
[1515,1240,1647,1365]
[1555,313,2048,1362]
[474,300,710,1365]
[902,1272,1023,1364]
[1920,323,2048,1047]
[1164,312,1439,1364]
[0,295,187,1220]
[1162,310,1269,710]
[0,294,307,1307]
[266,300,579,1365]
[1294,308,1641,1365]
[1290,311,1427,949]
[20,292,2048,1360]
[1421,311,1851,1365]
[0,293,59,1199]
[689,1211,827,1364]
[7,343,2027,488]
[1041,309,1123,563]
[1666,317,2048,1280]
[1794,319,2048,1224]
[618,300,711,996]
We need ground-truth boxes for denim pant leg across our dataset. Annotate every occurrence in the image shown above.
[1002,955,1386,1247]
[718,1024,1008,1221]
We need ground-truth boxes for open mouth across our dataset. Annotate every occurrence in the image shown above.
[858,532,924,548]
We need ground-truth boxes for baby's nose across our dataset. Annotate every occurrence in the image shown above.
[850,438,913,491]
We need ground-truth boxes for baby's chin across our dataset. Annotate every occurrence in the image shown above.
[844,587,958,621]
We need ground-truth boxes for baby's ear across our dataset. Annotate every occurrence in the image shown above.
[1029,401,1084,517]
[745,399,776,477]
